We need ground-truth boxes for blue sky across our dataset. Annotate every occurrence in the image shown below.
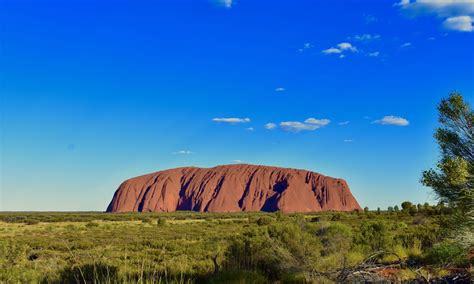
[1,0,473,211]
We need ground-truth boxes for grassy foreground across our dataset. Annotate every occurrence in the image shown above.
[0,210,472,283]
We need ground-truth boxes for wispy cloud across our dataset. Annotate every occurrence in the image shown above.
[212,117,250,123]
[400,42,412,48]
[322,47,342,54]
[368,51,380,57]
[231,159,243,163]
[364,14,378,24]
[265,123,277,130]
[396,0,474,32]
[246,127,254,131]
[338,121,350,126]
[322,42,357,57]
[280,118,330,132]
[304,118,331,126]
[298,42,313,52]
[172,150,193,155]
[215,0,233,8]
[351,34,381,42]
[372,115,410,126]
[275,87,286,92]
[344,139,354,143]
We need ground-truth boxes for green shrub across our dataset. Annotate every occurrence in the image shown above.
[355,221,392,253]
[55,263,119,283]
[424,241,467,267]
[256,217,273,226]
[141,217,153,224]
[318,223,353,256]
[26,219,40,225]
[157,217,167,226]
[85,221,99,228]
[223,223,321,280]
[208,270,267,284]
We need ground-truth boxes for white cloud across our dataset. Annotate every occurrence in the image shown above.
[172,150,193,155]
[337,42,357,52]
[344,139,354,143]
[280,118,330,132]
[246,127,254,131]
[280,121,319,132]
[304,118,331,126]
[400,42,412,48]
[212,117,250,123]
[397,0,474,16]
[352,34,381,42]
[368,51,380,57]
[275,87,286,92]
[397,0,474,32]
[322,42,357,56]
[443,15,473,31]
[372,115,410,126]
[231,159,243,163]
[338,121,350,126]
[265,123,277,130]
[322,47,342,54]
[339,54,346,59]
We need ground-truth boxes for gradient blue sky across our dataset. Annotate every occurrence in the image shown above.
[1,0,473,211]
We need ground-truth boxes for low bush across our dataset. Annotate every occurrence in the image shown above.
[424,241,467,267]
[256,216,273,226]
[208,270,267,284]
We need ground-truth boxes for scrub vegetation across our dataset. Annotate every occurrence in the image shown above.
[0,206,472,283]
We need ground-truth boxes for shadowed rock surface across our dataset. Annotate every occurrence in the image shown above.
[106,164,361,213]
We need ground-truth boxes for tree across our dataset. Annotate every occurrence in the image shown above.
[387,206,394,213]
[401,201,413,211]
[364,207,369,213]
[417,203,423,212]
[422,92,473,238]
[394,205,400,212]
[377,207,381,215]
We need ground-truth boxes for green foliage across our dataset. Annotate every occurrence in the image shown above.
[208,270,267,284]
[55,263,119,283]
[26,219,40,225]
[401,201,413,211]
[157,217,167,226]
[85,221,99,228]
[355,221,392,252]
[424,241,468,267]
[318,223,353,256]
[256,216,273,226]
[0,210,466,283]
[421,92,473,235]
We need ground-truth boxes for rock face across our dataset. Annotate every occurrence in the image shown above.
[106,164,361,213]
